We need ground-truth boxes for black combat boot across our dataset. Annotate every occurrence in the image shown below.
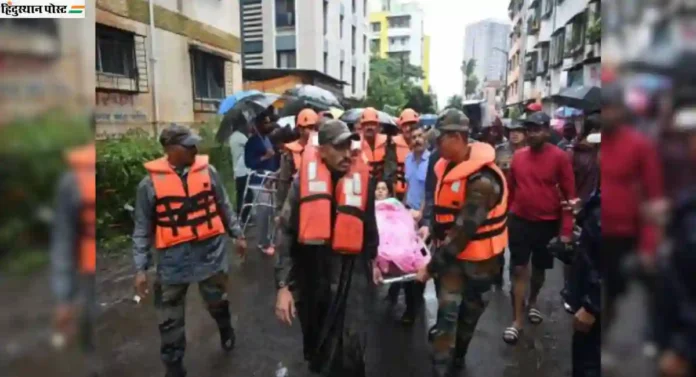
[164,361,186,377]
[219,326,236,351]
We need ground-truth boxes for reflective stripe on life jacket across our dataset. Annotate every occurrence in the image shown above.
[66,143,96,274]
[391,134,410,195]
[433,142,509,261]
[298,136,370,254]
[361,133,388,178]
[144,155,226,249]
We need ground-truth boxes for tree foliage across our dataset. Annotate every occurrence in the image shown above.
[445,94,464,110]
[461,59,480,98]
[365,57,436,114]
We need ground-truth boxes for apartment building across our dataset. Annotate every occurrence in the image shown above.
[0,17,92,124]
[95,0,243,137]
[462,19,511,96]
[368,0,431,92]
[505,0,527,106]
[507,0,601,111]
[240,0,370,99]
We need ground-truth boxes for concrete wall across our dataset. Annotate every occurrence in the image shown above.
[0,0,95,124]
[95,0,242,138]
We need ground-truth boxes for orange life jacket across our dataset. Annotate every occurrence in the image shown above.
[433,142,509,261]
[391,134,411,195]
[284,140,306,172]
[66,143,96,274]
[361,133,388,177]
[298,136,370,254]
[144,155,226,249]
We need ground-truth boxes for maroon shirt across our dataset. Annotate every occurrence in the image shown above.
[601,125,663,254]
[509,143,576,237]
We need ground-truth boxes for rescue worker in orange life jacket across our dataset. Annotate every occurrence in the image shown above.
[389,108,418,200]
[415,109,509,376]
[274,119,381,376]
[275,108,320,216]
[51,134,97,373]
[132,124,246,377]
[359,107,390,181]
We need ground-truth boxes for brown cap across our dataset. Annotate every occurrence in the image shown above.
[158,124,201,147]
[318,119,360,146]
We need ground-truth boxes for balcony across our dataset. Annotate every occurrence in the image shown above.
[276,12,295,28]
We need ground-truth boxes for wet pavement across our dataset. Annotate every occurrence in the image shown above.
[0,237,656,377]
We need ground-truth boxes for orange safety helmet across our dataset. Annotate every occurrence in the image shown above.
[360,107,380,124]
[296,108,319,128]
[398,108,419,126]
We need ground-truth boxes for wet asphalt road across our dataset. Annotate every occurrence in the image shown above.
[0,238,657,377]
[92,241,575,377]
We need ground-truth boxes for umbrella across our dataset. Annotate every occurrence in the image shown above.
[277,115,295,129]
[339,108,397,126]
[553,86,600,112]
[554,106,583,118]
[418,114,438,129]
[217,90,261,115]
[280,85,343,115]
[216,92,280,142]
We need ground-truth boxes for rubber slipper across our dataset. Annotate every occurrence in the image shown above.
[503,326,521,345]
[527,308,543,324]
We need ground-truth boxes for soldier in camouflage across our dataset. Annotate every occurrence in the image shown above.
[131,125,246,377]
[417,109,508,377]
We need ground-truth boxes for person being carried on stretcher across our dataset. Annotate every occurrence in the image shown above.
[373,180,431,279]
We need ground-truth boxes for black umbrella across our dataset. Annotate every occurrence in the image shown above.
[216,93,279,142]
[553,86,600,112]
[280,85,343,115]
[339,108,396,126]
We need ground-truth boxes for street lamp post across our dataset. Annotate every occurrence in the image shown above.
[493,47,509,115]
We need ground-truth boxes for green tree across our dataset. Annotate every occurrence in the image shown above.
[404,86,436,114]
[445,94,463,110]
[365,57,424,110]
[461,59,479,98]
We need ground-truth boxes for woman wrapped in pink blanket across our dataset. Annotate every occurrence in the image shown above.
[373,181,430,275]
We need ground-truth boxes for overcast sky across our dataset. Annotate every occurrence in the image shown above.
[413,0,510,107]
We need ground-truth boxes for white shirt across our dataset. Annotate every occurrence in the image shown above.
[229,131,250,178]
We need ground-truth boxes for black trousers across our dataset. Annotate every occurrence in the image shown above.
[387,281,425,314]
[235,176,252,224]
[572,320,601,377]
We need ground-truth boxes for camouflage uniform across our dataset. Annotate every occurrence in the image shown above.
[51,171,98,358]
[425,109,507,377]
[132,164,241,369]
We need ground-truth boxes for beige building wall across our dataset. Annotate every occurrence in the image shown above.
[0,3,94,125]
[95,0,242,138]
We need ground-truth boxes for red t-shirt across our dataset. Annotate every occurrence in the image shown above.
[508,143,576,237]
[601,125,664,254]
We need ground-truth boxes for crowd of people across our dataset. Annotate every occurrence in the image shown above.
[48,65,696,377]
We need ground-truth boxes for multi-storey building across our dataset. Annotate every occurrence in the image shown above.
[508,0,602,112]
[506,0,527,107]
[368,0,431,92]
[240,0,370,98]
[95,0,243,137]
[462,19,511,97]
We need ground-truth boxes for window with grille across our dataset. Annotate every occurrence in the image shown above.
[96,24,136,78]
[190,49,225,100]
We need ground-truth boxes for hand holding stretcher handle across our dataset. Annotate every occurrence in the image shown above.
[381,239,432,285]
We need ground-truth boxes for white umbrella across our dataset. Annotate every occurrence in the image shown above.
[277,115,296,129]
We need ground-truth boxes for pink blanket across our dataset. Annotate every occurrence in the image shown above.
[375,199,430,274]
